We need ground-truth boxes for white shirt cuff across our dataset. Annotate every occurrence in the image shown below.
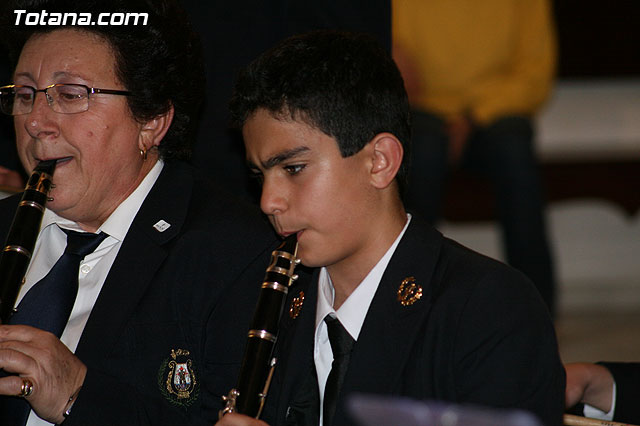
[583,380,616,421]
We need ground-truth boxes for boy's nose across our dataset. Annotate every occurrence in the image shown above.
[260,179,287,216]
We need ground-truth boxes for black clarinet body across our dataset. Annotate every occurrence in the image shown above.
[0,160,56,323]
[222,234,300,418]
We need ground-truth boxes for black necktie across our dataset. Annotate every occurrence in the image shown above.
[323,315,355,426]
[9,229,108,336]
[0,229,107,426]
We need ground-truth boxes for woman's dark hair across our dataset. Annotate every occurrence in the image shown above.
[2,0,204,160]
[229,30,411,194]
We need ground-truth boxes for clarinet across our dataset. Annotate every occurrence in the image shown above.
[221,234,300,418]
[0,160,56,323]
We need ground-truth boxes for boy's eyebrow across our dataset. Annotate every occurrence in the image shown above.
[258,146,311,170]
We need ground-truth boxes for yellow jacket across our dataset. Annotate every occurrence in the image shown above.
[392,0,557,125]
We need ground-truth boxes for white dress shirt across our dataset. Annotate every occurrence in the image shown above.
[313,214,411,426]
[23,160,163,426]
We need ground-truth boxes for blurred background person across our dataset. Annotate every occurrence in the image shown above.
[392,0,557,315]
[0,0,276,424]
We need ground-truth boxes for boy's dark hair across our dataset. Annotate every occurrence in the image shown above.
[2,0,204,161]
[229,30,411,194]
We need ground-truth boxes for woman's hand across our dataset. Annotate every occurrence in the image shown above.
[0,325,86,424]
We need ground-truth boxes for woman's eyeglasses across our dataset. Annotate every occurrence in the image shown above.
[0,84,131,115]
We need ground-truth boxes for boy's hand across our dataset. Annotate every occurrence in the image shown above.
[215,413,270,426]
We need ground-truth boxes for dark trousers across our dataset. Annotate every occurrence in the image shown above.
[406,110,556,315]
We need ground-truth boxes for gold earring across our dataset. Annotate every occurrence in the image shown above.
[140,146,148,161]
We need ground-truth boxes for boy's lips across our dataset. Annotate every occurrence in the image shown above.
[280,229,303,238]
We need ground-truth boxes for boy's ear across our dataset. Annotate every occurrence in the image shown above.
[368,132,404,189]
[138,105,175,152]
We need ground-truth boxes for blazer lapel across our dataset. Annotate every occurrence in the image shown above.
[272,268,318,425]
[75,162,192,359]
[336,218,444,420]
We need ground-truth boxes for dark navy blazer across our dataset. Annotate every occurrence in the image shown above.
[263,215,565,426]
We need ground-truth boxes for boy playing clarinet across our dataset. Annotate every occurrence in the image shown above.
[218,30,564,426]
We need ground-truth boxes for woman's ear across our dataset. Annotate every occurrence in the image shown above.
[138,105,175,152]
[368,132,404,189]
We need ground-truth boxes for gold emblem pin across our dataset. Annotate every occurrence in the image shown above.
[397,277,422,306]
[289,290,305,319]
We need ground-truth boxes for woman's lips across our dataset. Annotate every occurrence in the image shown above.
[37,156,72,166]
[55,156,73,165]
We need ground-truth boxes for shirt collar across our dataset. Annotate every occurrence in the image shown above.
[315,213,412,340]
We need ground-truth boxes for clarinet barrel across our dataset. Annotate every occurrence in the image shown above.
[0,160,56,323]
[222,234,300,418]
